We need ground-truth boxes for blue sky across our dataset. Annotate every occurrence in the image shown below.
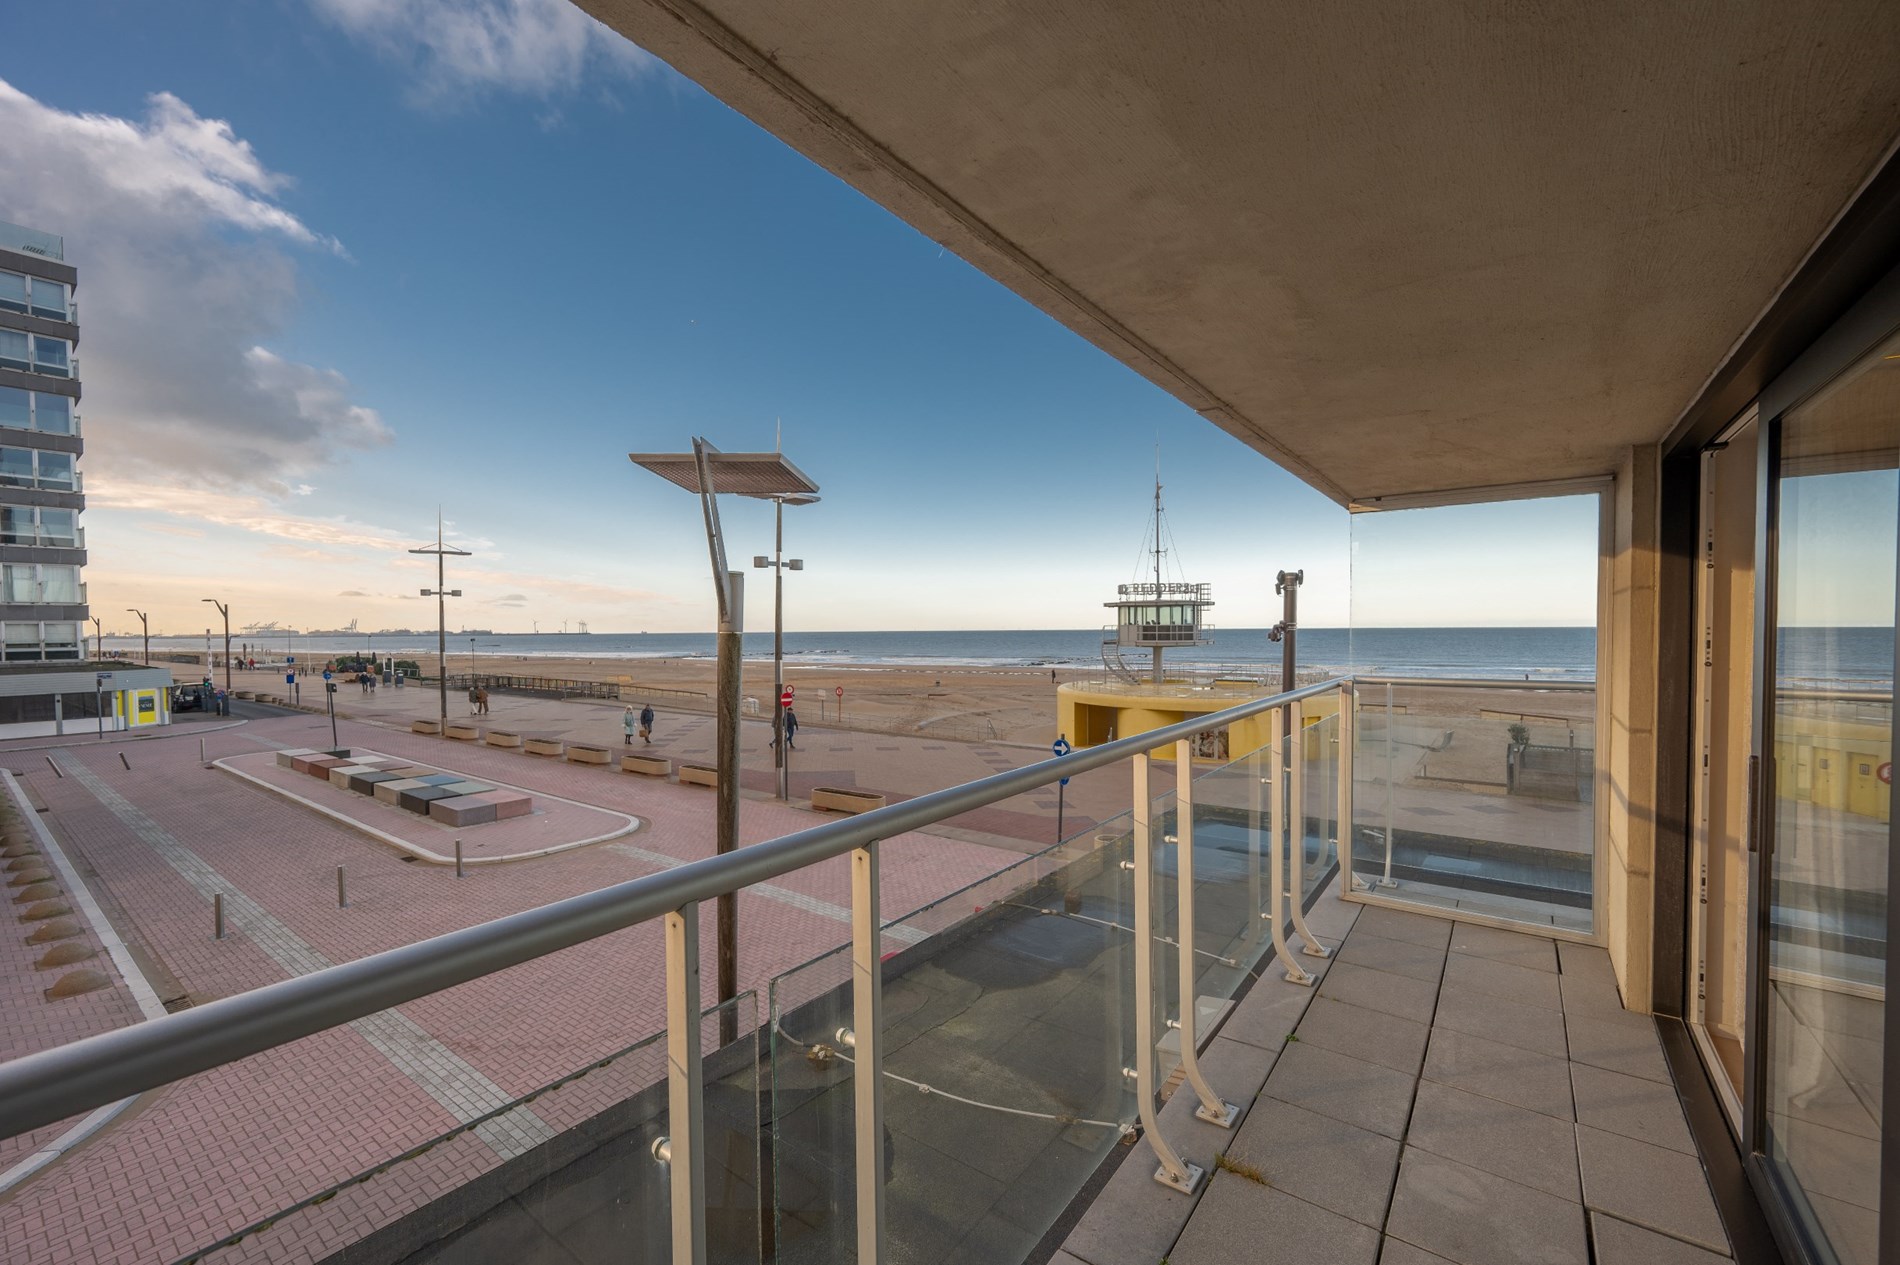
[0,1,1597,638]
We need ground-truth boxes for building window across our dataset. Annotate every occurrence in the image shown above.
[0,387,73,435]
[30,335,68,377]
[38,508,75,547]
[0,329,24,373]
[2,565,80,605]
[0,506,79,547]
[43,622,79,659]
[0,448,78,490]
[0,271,65,321]
[35,451,73,489]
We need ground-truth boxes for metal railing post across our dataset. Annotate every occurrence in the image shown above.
[1337,682,1356,891]
[664,903,707,1265]
[850,842,886,1261]
[1132,753,1204,1193]
[1381,681,1399,887]
[1171,739,1238,1128]
[1286,700,1331,960]
[1264,709,1316,986]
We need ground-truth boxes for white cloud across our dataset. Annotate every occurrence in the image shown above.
[310,0,655,102]
[0,81,388,491]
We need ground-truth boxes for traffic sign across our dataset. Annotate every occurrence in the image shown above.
[1881,762,1893,786]
[1052,737,1073,758]
[321,669,333,681]
[780,687,795,708]
[835,686,843,698]
[285,673,295,685]
[287,656,295,664]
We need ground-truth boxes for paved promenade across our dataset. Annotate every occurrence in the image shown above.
[0,708,1046,1264]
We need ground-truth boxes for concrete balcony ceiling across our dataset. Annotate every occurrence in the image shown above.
[582,1,1900,502]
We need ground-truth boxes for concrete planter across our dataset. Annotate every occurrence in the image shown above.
[678,763,718,788]
[524,737,565,758]
[446,722,481,741]
[566,743,610,765]
[619,754,672,777]
[811,786,888,814]
[484,730,523,749]
[411,719,443,735]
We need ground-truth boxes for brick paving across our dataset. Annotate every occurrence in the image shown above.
[0,710,1039,1264]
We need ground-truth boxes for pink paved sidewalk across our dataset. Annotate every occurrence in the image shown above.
[0,713,1022,1264]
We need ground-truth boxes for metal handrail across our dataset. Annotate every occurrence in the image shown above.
[0,675,1348,1141]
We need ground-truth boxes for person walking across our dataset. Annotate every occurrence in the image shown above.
[476,687,490,715]
[623,706,637,745]
[467,684,479,715]
[783,706,799,750]
[639,702,655,744]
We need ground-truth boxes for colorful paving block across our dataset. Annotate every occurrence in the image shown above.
[348,771,407,795]
[373,778,430,804]
[327,765,376,788]
[439,780,493,796]
[398,786,459,814]
[429,795,499,826]
[413,774,463,787]
[470,790,533,820]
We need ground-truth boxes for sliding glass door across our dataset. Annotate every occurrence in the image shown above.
[1754,329,1899,1265]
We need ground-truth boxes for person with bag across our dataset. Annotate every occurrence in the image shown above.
[639,702,656,743]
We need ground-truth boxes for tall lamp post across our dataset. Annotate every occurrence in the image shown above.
[754,492,820,800]
[201,599,230,691]
[125,608,149,666]
[409,515,470,727]
[630,442,820,1044]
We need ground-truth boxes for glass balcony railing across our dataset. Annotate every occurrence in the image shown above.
[0,674,1602,1265]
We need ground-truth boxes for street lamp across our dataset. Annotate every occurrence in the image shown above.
[408,513,470,727]
[754,492,820,800]
[630,441,819,1045]
[201,598,230,692]
[125,608,149,666]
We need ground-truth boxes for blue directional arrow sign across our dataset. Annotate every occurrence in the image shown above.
[1052,736,1073,785]
[321,669,333,681]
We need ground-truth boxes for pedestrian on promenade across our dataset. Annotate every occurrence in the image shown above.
[623,706,637,745]
[639,703,655,744]
[467,685,479,715]
[784,706,798,750]
[476,687,489,715]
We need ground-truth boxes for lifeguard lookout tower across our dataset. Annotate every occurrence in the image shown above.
[1101,480,1215,684]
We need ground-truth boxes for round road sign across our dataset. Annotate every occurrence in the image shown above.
[1880,762,1892,785]
[780,687,795,708]
[835,685,844,698]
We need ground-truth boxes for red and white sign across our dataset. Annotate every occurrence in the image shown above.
[835,686,844,698]
[1880,762,1892,786]
[780,687,795,708]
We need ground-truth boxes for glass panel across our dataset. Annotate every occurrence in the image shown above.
[40,567,77,603]
[3,566,35,603]
[1761,332,1897,1265]
[28,277,66,320]
[38,508,75,546]
[42,623,79,659]
[0,448,32,486]
[35,451,72,488]
[33,391,71,434]
[0,386,27,429]
[769,815,1138,1264]
[0,329,27,372]
[0,506,33,545]
[0,270,24,313]
[2,622,37,662]
[1348,494,1599,932]
[31,336,68,376]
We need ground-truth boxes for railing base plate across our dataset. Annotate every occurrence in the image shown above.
[1153,1160,1207,1195]
[1284,967,1317,987]
[1301,944,1334,959]
[1194,1100,1240,1129]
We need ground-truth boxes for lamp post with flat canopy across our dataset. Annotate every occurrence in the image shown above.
[125,608,149,666]
[754,492,820,800]
[629,442,820,1045]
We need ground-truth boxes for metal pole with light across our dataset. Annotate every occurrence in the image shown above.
[200,599,229,692]
[90,616,102,662]
[409,514,471,728]
[630,442,819,1046]
[754,492,819,800]
[125,609,149,666]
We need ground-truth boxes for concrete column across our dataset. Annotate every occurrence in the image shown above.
[1605,445,1661,1010]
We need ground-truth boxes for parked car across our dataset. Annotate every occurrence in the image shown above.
[172,685,206,713]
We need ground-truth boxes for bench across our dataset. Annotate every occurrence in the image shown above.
[484,730,523,749]
[446,722,481,741]
[678,763,718,789]
[411,719,443,735]
[524,737,565,758]
[565,743,610,765]
[811,786,889,815]
[619,754,671,777]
